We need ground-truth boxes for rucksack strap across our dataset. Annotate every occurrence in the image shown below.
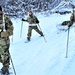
[3,14,6,31]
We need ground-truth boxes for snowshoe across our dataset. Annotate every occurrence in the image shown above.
[25,40,30,43]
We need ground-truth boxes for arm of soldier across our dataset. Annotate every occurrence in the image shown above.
[6,24,14,36]
[6,16,14,36]
[68,14,74,27]
[22,18,28,22]
[0,25,2,33]
[1,16,14,37]
[1,25,13,37]
[70,13,74,21]
[35,16,39,23]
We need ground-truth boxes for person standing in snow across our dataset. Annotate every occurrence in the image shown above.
[22,10,44,41]
[0,6,14,74]
[68,10,75,27]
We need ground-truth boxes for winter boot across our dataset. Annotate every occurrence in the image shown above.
[27,37,30,41]
[1,66,9,75]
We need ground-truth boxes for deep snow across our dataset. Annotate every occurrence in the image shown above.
[2,13,75,75]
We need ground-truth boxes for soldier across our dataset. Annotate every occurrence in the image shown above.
[22,10,44,41]
[0,6,14,74]
[68,9,75,27]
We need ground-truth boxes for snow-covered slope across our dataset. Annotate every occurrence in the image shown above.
[9,13,75,75]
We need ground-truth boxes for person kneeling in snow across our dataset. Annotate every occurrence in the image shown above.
[61,21,70,26]
[22,10,44,41]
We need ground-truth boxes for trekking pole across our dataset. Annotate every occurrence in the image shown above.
[65,27,70,58]
[10,54,16,75]
[38,24,47,43]
[5,40,16,75]
[20,21,23,38]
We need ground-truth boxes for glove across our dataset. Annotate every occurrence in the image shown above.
[1,32,9,37]
[68,22,73,28]
[68,25,71,28]
[22,18,25,21]
[68,22,71,28]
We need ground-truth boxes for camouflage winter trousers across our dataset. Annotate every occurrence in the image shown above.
[27,26,43,39]
[0,37,10,67]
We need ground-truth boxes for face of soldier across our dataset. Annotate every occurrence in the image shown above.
[29,12,32,15]
[0,10,2,15]
[29,12,33,17]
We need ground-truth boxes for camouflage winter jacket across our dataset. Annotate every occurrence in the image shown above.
[25,15,39,26]
[68,11,75,27]
[70,11,75,22]
[0,14,13,46]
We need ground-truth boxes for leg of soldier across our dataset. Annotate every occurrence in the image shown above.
[1,44,10,74]
[27,26,33,41]
[0,46,5,63]
[33,26,43,36]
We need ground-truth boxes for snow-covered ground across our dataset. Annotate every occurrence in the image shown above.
[2,12,75,75]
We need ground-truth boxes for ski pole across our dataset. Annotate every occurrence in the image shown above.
[5,39,16,75]
[20,21,23,38]
[10,54,16,75]
[66,27,70,58]
[38,24,47,43]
